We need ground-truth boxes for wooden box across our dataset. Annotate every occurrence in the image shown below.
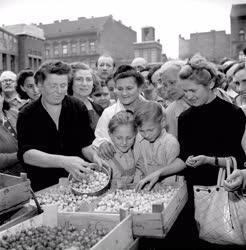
[130,178,188,238]
[36,177,188,239]
[0,205,136,250]
[0,173,31,215]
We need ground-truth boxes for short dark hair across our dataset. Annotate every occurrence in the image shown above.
[232,61,246,77]
[113,65,144,88]
[34,60,71,85]
[16,69,34,99]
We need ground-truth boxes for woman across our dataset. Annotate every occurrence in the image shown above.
[93,65,146,160]
[68,62,103,131]
[136,55,246,249]
[16,69,40,103]
[0,93,24,176]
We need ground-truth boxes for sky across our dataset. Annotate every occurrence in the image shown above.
[0,0,245,59]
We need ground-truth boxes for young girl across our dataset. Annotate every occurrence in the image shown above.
[134,101,180,190]
[104,110,141,187]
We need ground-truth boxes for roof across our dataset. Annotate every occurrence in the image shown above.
[4,24,45,40]
[39,16,112,38]
[230,4,246,17]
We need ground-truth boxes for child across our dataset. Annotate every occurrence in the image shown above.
[102,110,142,187]
[134,101,180,190]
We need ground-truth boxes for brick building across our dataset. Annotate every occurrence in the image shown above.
[0,27,18,73]
[4,24,45,72]
[133,27,162,63]
[179,30,230,63]
[38,15,136,68]
[230,4,246,60]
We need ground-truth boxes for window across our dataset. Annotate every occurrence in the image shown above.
[54,45,59,56]
[151,49,157,63]
[80,42,86,53]
[71,43,77,54]
[143,50,148,61]
[239,30,245,41]
[45,48,50,58]
[62,44,68,55]
[2,54,7,70]
[10,55,15,72]
[29,57,33,68]
[89,41,95,52]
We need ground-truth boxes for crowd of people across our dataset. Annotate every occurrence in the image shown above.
[1,52,246,249]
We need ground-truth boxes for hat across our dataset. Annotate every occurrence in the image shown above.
[0,71,17,82]
[131,57,147,69]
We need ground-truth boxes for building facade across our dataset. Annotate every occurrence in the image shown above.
[4,24,45,72]
[39,15,136,68]
[179,30,230,63]
[230,4,246,60]
[133,27,162,64]
[0,27,18,73]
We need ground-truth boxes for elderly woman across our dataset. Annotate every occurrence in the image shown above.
[93,65,147,160]
[137,55,246,248]
[16,69,40,103]
[68,62,103,131]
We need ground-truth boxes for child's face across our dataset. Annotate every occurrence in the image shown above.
[138,121,163,143]
[110,125,136,153]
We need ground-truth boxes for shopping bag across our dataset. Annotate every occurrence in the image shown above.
[193,157,246,245]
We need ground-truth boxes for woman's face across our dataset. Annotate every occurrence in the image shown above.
[110,124,136,153]
[179,79,211,107]
[21,76,40,100]
[115,77,141,106]
[73,69,94,98]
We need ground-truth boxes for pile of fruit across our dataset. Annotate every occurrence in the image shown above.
[0,225,108,250]
[94,185,178,213]
[36,185,98,212]
[69,171,109,194]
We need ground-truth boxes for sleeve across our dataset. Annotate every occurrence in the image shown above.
[231,108,246,169]
[165,135,180,165]
[133,135,147,176]
[17,111,35,162]
[93,109,112,147]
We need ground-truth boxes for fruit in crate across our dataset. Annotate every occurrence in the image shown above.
[0,224,108,250]
[94,185,178,213]
[36,185,98,212]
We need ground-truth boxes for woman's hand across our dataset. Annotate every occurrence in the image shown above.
[224,169,244,191]
[135,170,161,191]
[186,155,208,168]
[98,141,115,160]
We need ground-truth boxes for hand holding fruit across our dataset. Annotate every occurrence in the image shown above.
[98,141,115,160]
[224,169,245,191]
[135,169,161,191]
[62,156,93,180]
[186,155,208,168]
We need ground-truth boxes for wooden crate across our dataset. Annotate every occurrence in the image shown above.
[0,173,31,215]
[0,205,136,250]
[131,179,188,238]
[35,177,188,239]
